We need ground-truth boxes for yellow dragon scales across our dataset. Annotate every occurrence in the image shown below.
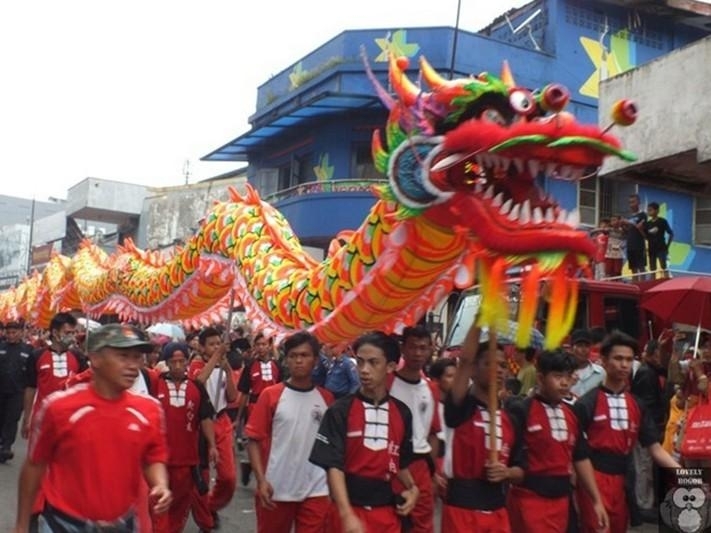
[0,55,637,348]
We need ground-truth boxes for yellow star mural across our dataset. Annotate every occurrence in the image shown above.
[579,30,635,98]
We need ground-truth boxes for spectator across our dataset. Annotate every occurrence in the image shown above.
[569,329,605,398]
[590,218,610,279]
[323,344,360,399]
[604,215,625,278]
[513,347,537,397]
[0,321,33,463]
[622,194,647,275]
[644,202,674,275]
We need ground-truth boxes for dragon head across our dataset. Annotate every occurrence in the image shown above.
[367,54,637,346]
[370,54,636,258]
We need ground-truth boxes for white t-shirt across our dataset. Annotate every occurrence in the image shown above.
[389,373,440,454]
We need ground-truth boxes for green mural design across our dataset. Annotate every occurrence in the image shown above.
[579,29,636,98]
[374,30,420,62]
[314,153,334,181]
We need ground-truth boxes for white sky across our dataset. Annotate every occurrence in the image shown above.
[0,0,529,201]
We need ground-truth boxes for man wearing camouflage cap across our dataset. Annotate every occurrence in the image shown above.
[13,324,172,533]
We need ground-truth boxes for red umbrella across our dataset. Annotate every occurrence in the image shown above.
[641,276,711,331]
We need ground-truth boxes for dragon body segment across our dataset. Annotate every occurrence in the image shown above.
[0,54,636,348]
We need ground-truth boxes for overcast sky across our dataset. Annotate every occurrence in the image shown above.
[0,0,529,201]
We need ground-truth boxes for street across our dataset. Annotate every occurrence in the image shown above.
[0,438,660,533]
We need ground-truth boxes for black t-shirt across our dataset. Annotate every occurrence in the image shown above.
[626,211,647,251]
[644,217,673,252]
[0,341,34,394]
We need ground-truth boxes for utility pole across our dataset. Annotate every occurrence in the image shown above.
[183,159,191,185]
[26,198,36,275]
[449,0,462,80]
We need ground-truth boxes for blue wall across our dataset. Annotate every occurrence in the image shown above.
[242,0,708,268]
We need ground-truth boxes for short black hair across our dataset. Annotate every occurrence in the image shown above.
[600,331,638,358]
[475,341,504,364]
[401,325,432,344]
[283,331,320,358]
[428,357,457,380]
[519,347,537,362]
[536,349,577,375]
[505,378,522,395]
[589,326,606,344]
[198,327,222,346]
[353,331,401,364]
[648,202,659,210]
[50,312,77,333]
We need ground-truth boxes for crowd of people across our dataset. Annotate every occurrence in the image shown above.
[590,194,674,279]
[0,311,709,533]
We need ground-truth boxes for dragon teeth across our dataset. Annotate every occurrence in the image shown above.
[508,203,521,221]
[475,154,485,166]
[514,158,525,174]
[532,207,544,225]
[500,198,513,215]
[559,165,573,179]
[557,209,568,224]
[431,153,466,172]
[483,186,494,199]
[492,192,504,207]
[544,207,555,223]
[519,201,531,224]
[545,162,557,176]
[475,182,483,194]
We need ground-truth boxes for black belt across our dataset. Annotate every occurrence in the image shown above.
[590,450,629,475]
[345,473,394,507]
[43,503,135,532]
[446,478,506,511]
[521,474,572,498]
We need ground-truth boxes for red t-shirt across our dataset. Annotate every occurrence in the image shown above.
[27,349,83,416]
[154,374,214,466]
[30,384,168,521]
[237,357,281,401]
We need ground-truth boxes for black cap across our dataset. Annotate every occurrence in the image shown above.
[571,329,592,345]
[88,324,153,353]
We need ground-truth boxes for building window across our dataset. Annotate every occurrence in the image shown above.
[276,153,313,191]
[695,197,711,246]
[351,143,382,180]
[255,168,279,197]
[578,177,636,227]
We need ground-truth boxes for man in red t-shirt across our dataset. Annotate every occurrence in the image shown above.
[506,350,607,533]
[21,312,86,440]
[237,331,280,486]
[153,342,217,533]
[442,320,524,533]
[188,327,238,524]
[13,324,171,533]
[310,331,419,533]
[246,331,334,533]
[574,332,680,533]
[389,325,441,533]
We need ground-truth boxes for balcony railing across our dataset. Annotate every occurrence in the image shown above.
[264,179,387,204]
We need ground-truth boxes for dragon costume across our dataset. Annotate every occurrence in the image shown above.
[0,55,637,349]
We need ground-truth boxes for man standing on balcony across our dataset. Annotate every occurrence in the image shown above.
[622,194,647,275]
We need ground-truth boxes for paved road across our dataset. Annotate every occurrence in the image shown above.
[0,438,660,532]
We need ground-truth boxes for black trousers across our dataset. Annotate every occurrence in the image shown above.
[0,392,25,450]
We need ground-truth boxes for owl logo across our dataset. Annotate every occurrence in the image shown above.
[660,486,711,533]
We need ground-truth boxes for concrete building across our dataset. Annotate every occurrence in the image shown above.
[202,0,711,273]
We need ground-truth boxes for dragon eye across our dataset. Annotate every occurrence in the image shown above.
[481,108,505,125]
[510,90,535,115]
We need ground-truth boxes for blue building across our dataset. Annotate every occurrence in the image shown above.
[203,0,711,271]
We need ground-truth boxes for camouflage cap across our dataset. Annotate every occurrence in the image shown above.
[88,324,153,353]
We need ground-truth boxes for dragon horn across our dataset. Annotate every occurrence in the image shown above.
[419,56,448,90]
[389,54,420,107]
[501,60,516,88]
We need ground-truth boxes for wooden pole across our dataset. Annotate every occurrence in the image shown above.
[488,327,499,462]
